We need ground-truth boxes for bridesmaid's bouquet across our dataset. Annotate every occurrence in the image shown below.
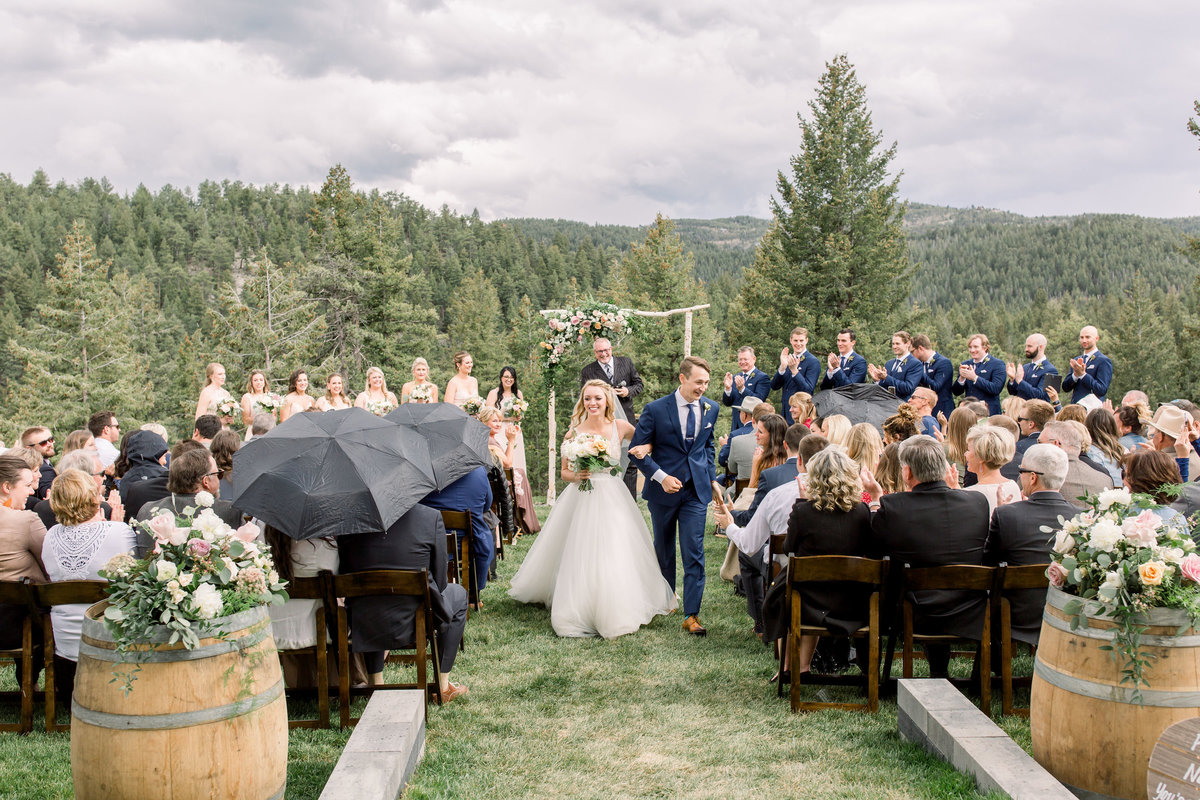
[366,398,395,417]
[213,397,239,418]
[460,396,485,416]
[254,394,283,415]
[500,395,529,423]
[562,432,620,492]
[408,384,434,403]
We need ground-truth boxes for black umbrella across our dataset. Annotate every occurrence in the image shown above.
[229,407,436,540]
[384,403,491,489]
[812,384,903,433]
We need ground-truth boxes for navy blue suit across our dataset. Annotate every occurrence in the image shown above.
[722,367,771,432]
[1062,351,1113,403]
[951,355,1005,415]
[421,467,494,598]
[921,352,956,419]
[770,352,820,424]
[1007,359,1058,402]
[877,355,925,400]
[819,352,868,390]
[631,391,718,617]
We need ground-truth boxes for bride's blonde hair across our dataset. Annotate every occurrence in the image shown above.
[571,379,616,428]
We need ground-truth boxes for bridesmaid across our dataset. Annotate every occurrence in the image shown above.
[443,351,479,406]
[280,369,315,422]
[401,358,439,404]
[241,370,277,427]
[195,362,233,420]
[484,367,540,535]
[355,366,399,415]
[316,372,353,411]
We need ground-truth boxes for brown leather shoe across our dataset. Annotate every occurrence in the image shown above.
[681,615,707,636]
[441,683,470,704]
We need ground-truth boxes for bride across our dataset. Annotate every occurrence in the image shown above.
[509,379,676,638]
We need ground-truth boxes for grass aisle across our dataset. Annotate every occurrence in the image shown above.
[405,507,1006,800]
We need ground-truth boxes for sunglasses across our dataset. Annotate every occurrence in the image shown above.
[1018,468,1043,476]
[35,437,54,446]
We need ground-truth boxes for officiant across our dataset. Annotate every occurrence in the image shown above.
[580,337,644,497]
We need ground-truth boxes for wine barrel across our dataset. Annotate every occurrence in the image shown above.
[1032,586,1200,800]
[71,603,288,800]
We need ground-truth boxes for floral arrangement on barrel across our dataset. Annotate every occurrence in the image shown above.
[540,301,637,370]
[213,397,240,418]
[460,396,485,417]
[562,432,620,492]
[100,492,288,689]
[500,395,529,423]
[1047,487,1200,696]
[253,394,284,415]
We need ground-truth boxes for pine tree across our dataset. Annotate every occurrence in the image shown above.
[1109,273,1176,404]
[7,221,154,431]
[446,269,504,375]
[730,54,911,359]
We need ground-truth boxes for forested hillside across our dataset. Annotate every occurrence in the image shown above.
[2,169,1199,491]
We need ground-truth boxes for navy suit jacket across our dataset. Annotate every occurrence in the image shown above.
[632,393,718,507]
[921,352,956,419]
[770,352,820,424]
[1007,359,1058,402]
[722,367,771,431]
[1062,351,1113,403]
[951,355,1005,414]
[878,355,925,400]
[421,467,494,555]
[732,458,799,528]
[820,352,868,390]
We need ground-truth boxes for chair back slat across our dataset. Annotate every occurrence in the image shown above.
[332,569,427,598]
[1001,563,1051,591]
[903,564,993,592]
[788,555,888,586]
[287,575,325,601]
[438,510,470,532]
[34,580,108,607]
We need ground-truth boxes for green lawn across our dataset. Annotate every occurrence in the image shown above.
[1,504,1029,799]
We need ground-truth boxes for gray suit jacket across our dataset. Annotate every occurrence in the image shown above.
[1060,456,1115,509]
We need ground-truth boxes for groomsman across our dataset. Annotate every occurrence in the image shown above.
[911,334,955,419]
[1006,333,1059,401]
[722,346,771,432]
[771,327,820,424]
[1062,325,1113,404]
[867,331,925,400]
[819,329,868,390]
[951,333,1005,414]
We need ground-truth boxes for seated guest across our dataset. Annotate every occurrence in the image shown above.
[1146,404,1200,481]
[61,429,96,457]
[210,428,241,500]
[192,414,222,448]
[1001,396,1026,423]
[821,414,852,448]
[963,424,1020,516]
[882,404,921,444]
[875,442,905,495]
[5,446,45,511]
[1038,421,1114,508]
[728,402,775,491]
[907,388,941,438]
[0,455,48,667]
[788,392,816,430]
[117,430,168,507]
[34,451,115,528]
[420,466,493,608]
[250,413,276,438]
[985,444,1075,649]
[762,447,877,673]
[847,423,884,475]
[1116,404,1150,451]
[87,410,121,470]
[945,406,981,487]
[124,441,206,522]
[42,469,136,706]
[731,415,791,527]
[1001,399,1056,481]
[1125,449,1185,511]
[134,447,243,557]
[871,436,991,678]
[717,396,762,480]
[1084,408,1126,483]
[20,426,57,500]
[336,504,469,701]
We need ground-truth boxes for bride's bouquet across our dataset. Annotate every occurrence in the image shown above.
[501,395,529,423]
[562,432,620,492]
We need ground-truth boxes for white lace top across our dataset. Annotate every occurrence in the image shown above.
[43,521,136,660]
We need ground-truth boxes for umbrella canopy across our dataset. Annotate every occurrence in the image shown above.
[812,384,903,433]
[229,407,436,540]
[384,403,491,489]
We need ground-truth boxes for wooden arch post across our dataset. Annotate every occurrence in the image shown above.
[538,303,710,505]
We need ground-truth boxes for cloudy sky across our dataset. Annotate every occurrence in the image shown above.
[3,1,1199,225]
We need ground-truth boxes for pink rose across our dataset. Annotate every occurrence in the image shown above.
[186,538,212,557]
[1047,562,1068,588]
[148,514,180,545]
[234,522,260,543]
[1181,554,1200,584]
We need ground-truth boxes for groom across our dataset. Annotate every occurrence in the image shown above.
[631,356,718,636]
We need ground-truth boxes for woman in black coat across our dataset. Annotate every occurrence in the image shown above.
[761,447,877,673]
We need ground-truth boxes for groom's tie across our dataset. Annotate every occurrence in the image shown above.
[684,402,696,446]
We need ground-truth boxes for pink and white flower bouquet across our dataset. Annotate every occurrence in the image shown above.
[213,397,240,418]
[100,493,288,688]
[407,384,434,403]
[366,398,395,416]
[254,393,284,415]
[500,395,529,423]
[561,431,620,491]
[460,395,485,416]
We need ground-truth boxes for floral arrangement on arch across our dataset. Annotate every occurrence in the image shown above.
[540,301,638,371]
[1047,487,1200,695]
[100,492,288,689]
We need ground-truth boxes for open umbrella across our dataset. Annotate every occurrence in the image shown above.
[812,384,903,433]
[229,408,436,539]
[384,403,491,488]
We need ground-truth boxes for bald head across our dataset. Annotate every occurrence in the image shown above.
[1024,333,1047,359]
[1079,326,1099,352]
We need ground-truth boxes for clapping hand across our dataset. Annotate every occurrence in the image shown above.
[1069,356,1086,378]
[1007,362,1024,384]
[779,348,798,373]
[959,363,977,382]
[106,489,124,523]
[1046,386,1059,404]
[996,484,1019,506]
[505,425,519,441]
[944,462,960,487]
[723,372,734,392]
[827,352,840,370]
[1174,416,1198,457]
[867,363,885,382]
[936,411,948,429]
[734,373,746,392]
[860,468,882,503]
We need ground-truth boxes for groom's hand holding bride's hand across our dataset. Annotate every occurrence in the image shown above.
[628,443,652,459]
[661,475,683,493]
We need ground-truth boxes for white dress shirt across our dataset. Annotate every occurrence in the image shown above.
[723,479,801,555]
[652,390,701,485]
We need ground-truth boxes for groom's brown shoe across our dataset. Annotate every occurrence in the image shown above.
[682,615,707,636]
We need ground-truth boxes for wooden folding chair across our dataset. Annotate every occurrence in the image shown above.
[768,533,788,673]
[439,509,476,607]
[331,569,442,728]
[33,580,108,732]
[991,562,1049,717]
[900,563,994,715]
[733,478,751,499]
[788,555,889,713]
[276,574,331,729]
[504,466,520,543]
[0,579,39,733]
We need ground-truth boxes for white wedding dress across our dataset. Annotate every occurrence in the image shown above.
[509,422,677,638]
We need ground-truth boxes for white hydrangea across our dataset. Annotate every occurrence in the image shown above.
[1096,487,1132,511]
[191,509,228,542]
[194,490,215,508]
[191,582,224,620]
[1088,519,1124,552]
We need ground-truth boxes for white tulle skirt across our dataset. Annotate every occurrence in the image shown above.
[509,473,677,638]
